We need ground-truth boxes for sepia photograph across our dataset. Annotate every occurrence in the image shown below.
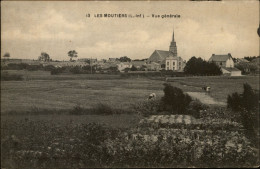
[1,0,259,168]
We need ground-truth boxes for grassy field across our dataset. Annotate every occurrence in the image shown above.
[1,70,259,113]
[166,75,259,102]
[1,70,165,113]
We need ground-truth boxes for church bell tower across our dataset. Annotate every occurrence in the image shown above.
[169,27,177,57]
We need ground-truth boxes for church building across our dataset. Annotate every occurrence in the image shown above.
[147,27,185,71]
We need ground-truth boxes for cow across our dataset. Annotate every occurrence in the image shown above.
[148,93,156,100]
[202,86,211,92]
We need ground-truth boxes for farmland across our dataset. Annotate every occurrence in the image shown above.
[1,70,259,113]
[1,70,259,168]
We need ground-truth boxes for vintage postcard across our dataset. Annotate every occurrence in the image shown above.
[1,0,259,168]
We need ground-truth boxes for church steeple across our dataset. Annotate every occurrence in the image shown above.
[172,27,175,42]
[169,27,177,57]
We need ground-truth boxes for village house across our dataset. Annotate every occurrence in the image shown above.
[209,53,241,76]
[77,58,98,64]
[108,58,117,62]
[233,58,250,64]
[146,62,161,71]
[117,62,132,72]
[147,27,185,71]
[209,53,234,68]
[131,60,146,69]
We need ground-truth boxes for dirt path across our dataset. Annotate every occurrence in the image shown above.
[187,92,226,106]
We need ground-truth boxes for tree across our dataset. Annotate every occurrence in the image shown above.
[108,66,119,72]
[3,52,10,59]
[227,83,259,145]
[235,62,258,74]
[140,65,147,71]
[184,56,222,75]
[38,52,50,62]
[85,59,91,64]
[68,50,78,61]
[130,65,138,71]
[118,56,131,62]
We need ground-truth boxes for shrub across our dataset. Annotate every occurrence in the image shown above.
[242,83,259,111]
[44,65,56,71]
[130,65,138,71]
[50,67,65,75]
[92,103,116,115]
[1,72,23,81]
[161,83,192,114]
[69,104,85,115]
[6,63,29,70]
[69,66,82,74]
[26,64,43,71]
[227,83,259,145]
[227,92,243,111]
[227,83,259,112]
[131,98,162,116]
[187,100,208,118]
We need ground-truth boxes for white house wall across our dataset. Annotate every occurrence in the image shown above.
[231,71,241,76]
[225,58,234,68]
[166,60,178,70]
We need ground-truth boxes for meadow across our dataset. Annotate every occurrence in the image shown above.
[1,70,259,113]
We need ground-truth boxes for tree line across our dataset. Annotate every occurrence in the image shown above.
[184,56,222,76]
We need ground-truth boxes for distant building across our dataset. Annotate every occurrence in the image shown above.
[108,58,117,62]
[165,56,185,71]
[148,27,185,71]
[209,53,241,76]
[131,60,146,69]
[234,58,249,64]
[146,62,161,71]
[77,58,97,64]
[208,53,234,68]
[117,62,132,72]
[221,67,242,76]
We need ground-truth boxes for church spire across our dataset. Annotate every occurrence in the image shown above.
[172,27,175,42]
[169,26,177,57]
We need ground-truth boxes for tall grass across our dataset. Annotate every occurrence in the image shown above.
[1,72,23,81]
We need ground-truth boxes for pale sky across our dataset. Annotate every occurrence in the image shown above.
[1,1,259,61]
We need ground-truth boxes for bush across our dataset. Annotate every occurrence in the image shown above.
[227,92,243,111]
[44,65,56,71]
[26,64,43,71]
[130,65,138,71]
[132,98,162,116]
[5,63,29,70]
[227,83,259,145]
[1,72,23,81]
[69,104,85,115]
[227,83,259,112]
[50,67,65,75]
[161,83,192,114]
[187,100,208,118]
[69,66,82,74]
[92,103,117,115]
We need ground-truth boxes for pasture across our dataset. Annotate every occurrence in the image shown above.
[1,70,259,113]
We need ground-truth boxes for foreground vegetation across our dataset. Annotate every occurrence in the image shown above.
[1,122,257,168]
[1,82,259,168]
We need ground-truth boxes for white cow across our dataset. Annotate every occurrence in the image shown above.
[202,86,211,92]
[148,93,156,100]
